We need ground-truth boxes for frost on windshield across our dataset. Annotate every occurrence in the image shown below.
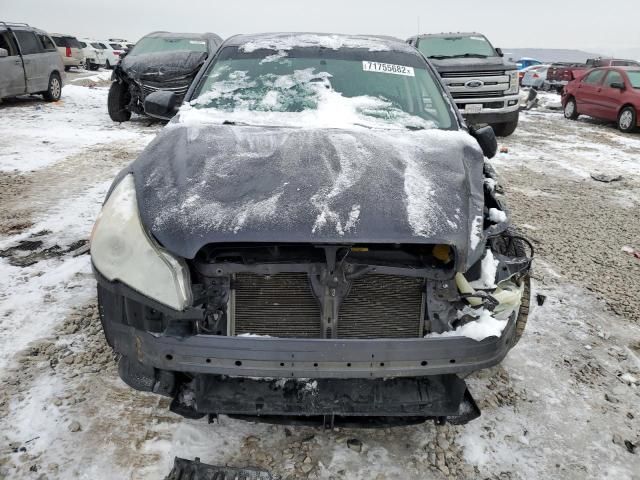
[185,67,435,130]
[240,34,392,53]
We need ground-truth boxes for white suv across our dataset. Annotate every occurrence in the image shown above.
[78,39,107,70]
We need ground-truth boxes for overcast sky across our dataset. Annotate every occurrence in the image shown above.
[2,0,639,55]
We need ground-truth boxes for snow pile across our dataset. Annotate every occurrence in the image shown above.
[488,207,507,223]
[0,85,147,172]
[426,308,507,341]
[469,250,500,289]
[240,33,392,53]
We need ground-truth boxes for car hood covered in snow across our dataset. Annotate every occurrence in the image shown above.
[119,51,208,82]
[127,124,485,266]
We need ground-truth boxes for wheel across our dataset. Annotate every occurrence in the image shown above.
[491,118,519,137]
[42,72,62,102]
[105,59,111,69]
[107,81,132,122]
[64,65,71,72]
[564,97,579,120]
[618,106,637,133]
[490,229,532,344]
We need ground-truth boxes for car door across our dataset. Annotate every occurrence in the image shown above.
[598,70,626,121]
[13,29,48,93]
[0,29,26,97]
[575,69,606,117]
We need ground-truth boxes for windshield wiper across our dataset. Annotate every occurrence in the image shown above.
[429,55,454,60]
[448,53,489,58]
[222,120,251,126]
[405,125,425,131]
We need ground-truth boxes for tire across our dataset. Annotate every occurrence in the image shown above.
[618,106,637,133]
[491,118,519,137]
[491,229,532,344]
[64,65,71,72]
[564,97,579,120]
[42,72,62,102]
[105,59,111,69]
[108,81,132,122]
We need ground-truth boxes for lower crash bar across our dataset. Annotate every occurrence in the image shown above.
[169,374,480,426]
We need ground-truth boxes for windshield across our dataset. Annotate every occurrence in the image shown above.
[188,46,455,130]
[627,71,640,88]
[52,36,81,48]
[110,43,123,50]
[417,35,496,59]
[129,36,208,56]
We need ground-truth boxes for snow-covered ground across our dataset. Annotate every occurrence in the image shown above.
[0,81,639,479]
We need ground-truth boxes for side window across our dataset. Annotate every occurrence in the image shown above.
[51,36,64,47]
[38,34,57,51]
[583,69,606,85]
[604,71,623,87]
[0,31,18,55]
[14,30,42,55]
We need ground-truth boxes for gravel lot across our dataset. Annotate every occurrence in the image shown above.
[0,79,638,479]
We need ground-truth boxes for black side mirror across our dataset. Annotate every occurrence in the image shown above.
[144,91,180,120]
[610,81,625,90]
[495,47,504,57]
[470,125,498,159]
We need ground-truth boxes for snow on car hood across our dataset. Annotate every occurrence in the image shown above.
[128,124,485,264]
[428,56,515,73]
[119,50,208,81]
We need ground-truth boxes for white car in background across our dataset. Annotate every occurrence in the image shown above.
[521,64,550,90]
[95,41,124,69]
[78,39,107,70]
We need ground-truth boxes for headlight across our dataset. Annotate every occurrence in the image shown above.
[90,174,192,310]
[505,71,519,95]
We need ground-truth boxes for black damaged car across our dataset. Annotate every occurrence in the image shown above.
[107,31,222,122]
[91,33,533,426]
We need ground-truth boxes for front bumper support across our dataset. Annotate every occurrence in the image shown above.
[169,374,480,425]
[109,317,516,379]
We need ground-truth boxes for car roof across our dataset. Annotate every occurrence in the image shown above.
[143,31,222,42]
[593,66,640,71]
[412,32,487,39]
[223,32,414,53]
[49,33,78,38]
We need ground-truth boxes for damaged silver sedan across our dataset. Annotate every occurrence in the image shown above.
[90,33,532,426]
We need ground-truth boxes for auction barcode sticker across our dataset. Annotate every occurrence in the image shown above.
[362,61,415,77]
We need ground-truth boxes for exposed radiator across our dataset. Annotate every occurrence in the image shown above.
[232,273,321,338]
[338,274,425,338]
[231,272,425,339]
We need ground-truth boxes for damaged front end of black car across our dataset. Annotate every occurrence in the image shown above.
[91,33,533,427]
[107,31,222,122]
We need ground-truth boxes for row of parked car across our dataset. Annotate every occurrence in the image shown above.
[0,21,136,101]
[53,34,134,71]
[2,21,639,135]
[517,57,640,92]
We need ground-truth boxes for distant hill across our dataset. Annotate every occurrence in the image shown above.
[504,48,604,64]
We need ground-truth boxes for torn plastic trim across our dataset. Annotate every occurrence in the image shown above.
[166,374,481,425]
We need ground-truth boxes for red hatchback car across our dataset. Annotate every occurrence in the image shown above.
[562,67,640,132]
